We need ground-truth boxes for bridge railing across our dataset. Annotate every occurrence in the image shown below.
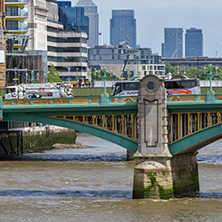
[3,96,138,106]
[167,93,222,102]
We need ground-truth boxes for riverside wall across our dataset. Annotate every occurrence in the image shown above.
[0,125,76,156]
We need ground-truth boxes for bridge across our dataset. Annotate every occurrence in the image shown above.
[1,75,222,199]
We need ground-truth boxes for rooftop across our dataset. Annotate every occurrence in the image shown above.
[76,0,96,6]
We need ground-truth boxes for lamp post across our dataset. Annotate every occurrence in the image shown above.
[100,67,109,104]
[76,67,79,87]
[132,68,136,80]
[204,64,218,102]
[103,67,107,96]
[26,72,28,84]
[0,72,5,80]
[67,67,71,83]
[27,70,39,84]
[0,73,5,86]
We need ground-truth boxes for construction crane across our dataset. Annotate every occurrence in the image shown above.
[118,36,130,48]
[120,53,130,80]
[171,49,177,58]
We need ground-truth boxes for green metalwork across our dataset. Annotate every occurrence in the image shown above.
[167,95,222,113]
[0,96,3,120]
[0,72,5,81]
[3,113,138,153]
[0,96,138,152]
[100,67,109,104]
[27,70,39,84]
[3,90,222,155]
[204,64,218,102]
[169,123,222,155]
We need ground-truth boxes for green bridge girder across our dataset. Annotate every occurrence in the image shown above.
[1,97,138,153]
[169,123,222,155]
[167,98,222,155]
[2,93,222,155]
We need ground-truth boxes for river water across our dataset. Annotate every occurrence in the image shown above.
[0,134,222,222]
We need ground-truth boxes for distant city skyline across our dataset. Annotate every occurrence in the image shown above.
[66,0,222,57]
[162,28,183,58]
[76,0,99,47]
[110,10,136,47]
[185,28,203,57]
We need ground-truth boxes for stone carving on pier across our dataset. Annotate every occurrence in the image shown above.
[136,74,171,157]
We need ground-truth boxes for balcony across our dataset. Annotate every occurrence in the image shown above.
[6,10,28,22]
[5,0,28,9]
[7,23,28,34]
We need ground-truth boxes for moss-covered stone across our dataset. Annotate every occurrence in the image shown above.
[0,128,77,156]
[158,185,174,199]
[144,173,174,199]
[22,129,76,153]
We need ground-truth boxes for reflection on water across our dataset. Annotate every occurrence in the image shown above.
[3,154,126,162]
[0,134,222,222]
[0,190,132,199]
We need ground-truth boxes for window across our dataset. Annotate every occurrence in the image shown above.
[181,80,196,89]
[165,81,180,89]
[124,82,140,90]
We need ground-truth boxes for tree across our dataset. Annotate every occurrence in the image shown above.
[202,65,222,80]
[91,70,119,84]
[185,68,205,79]
[47,64,62,83]
[164,63,222,80]
[164,63,184,76]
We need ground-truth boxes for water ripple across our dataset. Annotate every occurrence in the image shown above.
[0,189,132,199]
[0,154,127,162]
[197,156,222,164]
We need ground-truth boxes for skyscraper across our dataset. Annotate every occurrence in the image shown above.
[57,1,89,34]
[76,0,99,47]
[185,28,203,57]
[162,28,183,58]
[110,10,136,48]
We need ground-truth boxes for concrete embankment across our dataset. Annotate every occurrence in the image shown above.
[0,125,77,156]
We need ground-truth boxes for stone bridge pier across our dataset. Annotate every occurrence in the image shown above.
[133,75,199,199]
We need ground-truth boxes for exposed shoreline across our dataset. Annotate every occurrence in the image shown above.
[51,142,95,149]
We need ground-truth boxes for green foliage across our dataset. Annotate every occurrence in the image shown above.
[203,64,222,80]
[185,68,205,80]
[48,64,62,83]
[164,63,222,80]
[91,70,119,83]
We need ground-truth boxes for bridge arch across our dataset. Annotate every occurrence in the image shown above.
[169,123,222,155]
[4,113,138,153]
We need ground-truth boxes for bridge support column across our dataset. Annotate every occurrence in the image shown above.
[133,153,199,199]
[133,75,199,199]
[127,150,135,160]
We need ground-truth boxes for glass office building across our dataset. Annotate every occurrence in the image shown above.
[76,0,99,47]
[162,28,183,58]
[57,1,89,34]
[185,28,203,57]
[110,10,136,48]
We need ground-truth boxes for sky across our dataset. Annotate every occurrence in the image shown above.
[70,0,222,57]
